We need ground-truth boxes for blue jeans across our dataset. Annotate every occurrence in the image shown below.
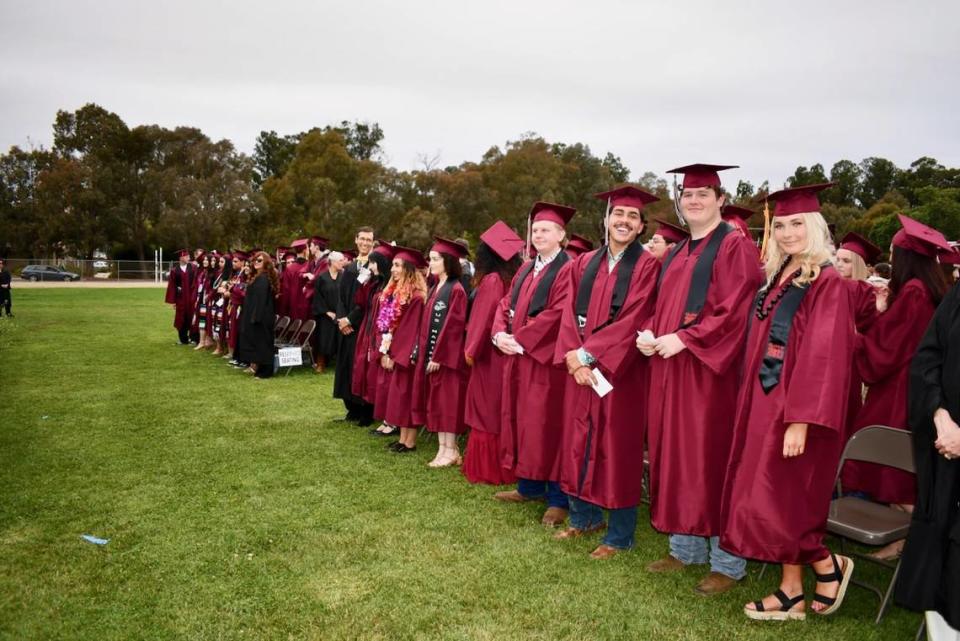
[568,497,638,550]
[517,478,569,509]
[669,534,747,580]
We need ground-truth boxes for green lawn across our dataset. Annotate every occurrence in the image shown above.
[0,288,922,640]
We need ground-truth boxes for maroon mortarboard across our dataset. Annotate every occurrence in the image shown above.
[371,244,397,260]
[940,245,960,265]
[341,249,358,261]
[651,218,690,244]
[667,164,738,189]
[430,236,469,259]
[893,214,952,257]
[593,185,659,210]
[309,236,329,249]
[247,248,262,256]
[529,201,576,228]
[231,250,249,262]
[839,232,882,264]
[176,249,191,258]
[566,234,595,254]
[394,246,427,269]
[480,221,525,261]
[765,183,835,216]
[722,205,756,223]
[290,238,309,250]
[281,249,297,261]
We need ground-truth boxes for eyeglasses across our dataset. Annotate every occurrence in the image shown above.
[255,258,264,264]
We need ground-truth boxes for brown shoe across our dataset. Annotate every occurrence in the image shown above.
[590,544,619,560]
[694,571,740,596]
[553,523,606,540]
[646,555,685,573]
[493,490,544,504]
[541,507,569,527]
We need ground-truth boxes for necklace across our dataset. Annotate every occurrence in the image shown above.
[755,261,800,320]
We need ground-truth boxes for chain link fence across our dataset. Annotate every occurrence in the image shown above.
[2,258,173,282]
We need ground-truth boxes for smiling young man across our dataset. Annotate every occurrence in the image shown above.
[553,185,661,559]
[637,164,764,594]
[334,226,376,424]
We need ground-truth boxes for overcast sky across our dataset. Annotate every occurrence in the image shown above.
[2,0,959,189]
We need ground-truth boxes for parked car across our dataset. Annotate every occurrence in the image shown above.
[20,265,80,282]
[93,260,110,270]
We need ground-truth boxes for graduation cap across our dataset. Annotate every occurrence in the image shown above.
[839,232,882,264]
[593,185,659,210]
[371,243,397,260]
[667,164,738,189]
[430,236,470,259]
[529,201,576,228]
[309,236,330,249]
[290,238,309,251]
[893,214,952,257]
[940,244,960,265]
[176,249,191,258]
[341,249,358,261]
[230,250,249,262]
[765,183,835,216]
[394,246,427,269]
[722,205,756,224]
[565,234,595,256]
[480,221,525,261]
[651,218,690,244]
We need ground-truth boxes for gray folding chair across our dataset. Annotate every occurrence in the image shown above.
[829,425,915,624]
[273,316,290,341]
[275,318,301,347]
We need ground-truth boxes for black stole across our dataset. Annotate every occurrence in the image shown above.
[419,279,455,365]
[574,242,644,334]
[508,252,570,331]
[658,222,732,328]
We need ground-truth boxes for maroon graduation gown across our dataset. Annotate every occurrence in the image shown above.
[190,270,208,334]
[278,261,306,318]
[351,280,384,404]
[555,248,660,509]
[413,281,468,433]
[164,265,195,329]
[376,296,426,428]
[227,278,247,352]
[294,259,326,321]
[646,230,764,535]
[720,268,855,564]
[841,279,879,441]
[842,278,935,504]
[493,259,574,481]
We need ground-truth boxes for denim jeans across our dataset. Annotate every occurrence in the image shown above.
[568,497,638,550]
[517,478,569,509]
[669,534,747,580]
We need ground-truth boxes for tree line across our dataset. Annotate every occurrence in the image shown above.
[2,103,958,260]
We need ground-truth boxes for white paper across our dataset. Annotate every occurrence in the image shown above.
[591,368,613,398]
[637,329,655,343]
[356,267,371,284]
[277,347,303,367]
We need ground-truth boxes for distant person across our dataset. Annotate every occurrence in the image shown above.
[236,252,278,379]
[164,249,196,344]
[0,259,12,317]
[312,251,345,373]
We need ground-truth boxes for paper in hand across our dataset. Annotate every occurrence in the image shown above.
[591,368,613,398]
[637,329,655,344]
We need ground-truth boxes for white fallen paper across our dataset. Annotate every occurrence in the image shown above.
[591,368,613,398]
[80,534,110,545]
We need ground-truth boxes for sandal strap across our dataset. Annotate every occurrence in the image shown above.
[753,600,766,612]
[812,593,837,607]
[772,589,804,611]
[814,554,843,583]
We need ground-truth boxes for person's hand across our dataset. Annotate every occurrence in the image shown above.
[327,312,336,320]
[426,360,440,374]
[465,354,475,367]
[654,333,686,359]
[337,317,350,330]
[381,355,394,371]
[340,325,353,336]
[875,285,889,313]
[934,409,960,459]
[573,366,597,387]
[783,423,808,458]
[636,330,657,356]
[496,333,522,356]
[564,349,582,374]
[304,272,315,281]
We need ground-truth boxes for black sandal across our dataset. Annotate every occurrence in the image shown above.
[812,554,854,616]
[744,589,806,621]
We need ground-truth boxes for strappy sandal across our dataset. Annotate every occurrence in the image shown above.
[744,589,806,621]
[812,554,854,616]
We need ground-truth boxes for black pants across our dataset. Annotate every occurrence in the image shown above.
[254,361,275,379]
[0,289,10,315]
[177,324,190,344]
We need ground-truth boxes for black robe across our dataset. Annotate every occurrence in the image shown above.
[312,270,341,358]
[897,282,960,627]
[236,274,276,366]
[333,259,368,402]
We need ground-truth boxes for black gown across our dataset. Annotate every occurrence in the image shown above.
[333,259,368,407]
[312,270,341,358]
[897,282,960,627]
[236,274,276,374]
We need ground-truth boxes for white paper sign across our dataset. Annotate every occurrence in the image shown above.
[277,347,303,367]
[591,368,613,398]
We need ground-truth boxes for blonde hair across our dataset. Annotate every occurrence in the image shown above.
[835,248,870,281]
[763,212,832,288]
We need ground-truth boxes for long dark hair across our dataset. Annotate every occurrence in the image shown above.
[253,252,281,295]
[369,251,391,287]
[889,245,951,307]
[472,242,521,289]
[439,253,462,280]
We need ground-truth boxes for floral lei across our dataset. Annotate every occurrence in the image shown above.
[376,294,403,334]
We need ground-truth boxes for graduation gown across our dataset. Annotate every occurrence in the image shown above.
[164,264,195,329]
[294,259,325,321]
[227,278,247,352]
[720,267,855,565]
[555,248,660,509]
[842,279,879,441]
[334,258,369,403]
[493,258,574,481]
[896,283,960,627]
[412,281,468,434]
[278,259,305,319]
[191,270,208,333]
[842,279,935,504]
[236,274,276,365]
[312,270,341,358]
[351,279,385,404]
[646,230,764,535]
[376,295,426,428]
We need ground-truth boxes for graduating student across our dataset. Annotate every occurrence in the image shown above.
[637,165,764,594]
[413,238,471,467]
[841,216,952,559]
[311,250,345,373]
[720,183,856,621]
[564,234,594,259]
[334,227,377,422]
[376,247,428,453]
[553,185,661,559]
[297,236,330,324]
[191,253,212,351]
[646,218,689,262]
[165,249,197,344]
[236,252,278,379]
[278,239,308,319]
[462,222,525,485]
[721,204,757,242]
[351,244,396,425]
[224,252,249,363]
[492,202,576,527]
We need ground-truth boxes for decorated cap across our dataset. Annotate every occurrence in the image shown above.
[593,185,659,210]
[480,221,525,261]
[893,214,952,257]
[765,182,835,216]
[290,238,309,250]
[566,234,595,254]
[667,164,738,188]
[530,201,576,227]
[394,246,427,269]
[430,236,469,259]
[839,232,882,264]
[651,218,690,244]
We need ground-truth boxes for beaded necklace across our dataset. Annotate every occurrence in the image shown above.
[755,261,801,321]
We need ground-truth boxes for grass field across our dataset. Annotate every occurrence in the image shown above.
[0,288,922,640]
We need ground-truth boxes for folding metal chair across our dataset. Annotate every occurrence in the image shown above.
[275,318,301,347]
[273,316,290,341]
[828,425,915,624]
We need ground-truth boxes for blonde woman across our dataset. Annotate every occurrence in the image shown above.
[720,183,856,621]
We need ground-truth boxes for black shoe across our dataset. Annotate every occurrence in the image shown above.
[387,441,404,451]
[395,444,416,453]
[343,412,359,422]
